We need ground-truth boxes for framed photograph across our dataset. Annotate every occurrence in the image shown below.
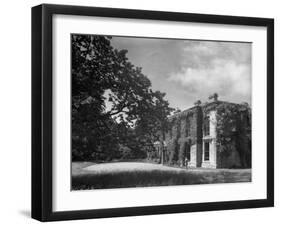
[32,4,274,221]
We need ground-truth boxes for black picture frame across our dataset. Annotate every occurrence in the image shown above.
[32,4,274,222]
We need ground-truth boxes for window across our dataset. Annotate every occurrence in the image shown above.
[185,144,191,161]
[204,117,210,136]
[204,142,210,161]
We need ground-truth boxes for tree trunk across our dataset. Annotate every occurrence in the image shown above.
[161,129,166,165]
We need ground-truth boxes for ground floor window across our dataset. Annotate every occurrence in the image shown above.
[185,144,190,161]
[204,141,210,161]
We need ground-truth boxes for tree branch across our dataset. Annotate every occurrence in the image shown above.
[108,109,129,116]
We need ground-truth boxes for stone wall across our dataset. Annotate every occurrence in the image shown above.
[201,110,217,168]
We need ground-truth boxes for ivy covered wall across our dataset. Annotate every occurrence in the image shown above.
[211,102,251,168]
[164,106,203,167]
[153,100,251,169]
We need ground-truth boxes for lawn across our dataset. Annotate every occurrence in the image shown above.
[72,162,251,190]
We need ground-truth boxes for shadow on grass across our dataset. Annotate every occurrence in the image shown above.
[72,168,251,190]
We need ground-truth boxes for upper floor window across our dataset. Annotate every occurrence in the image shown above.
[204,116,210,136]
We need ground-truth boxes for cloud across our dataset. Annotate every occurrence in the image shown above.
[167,41,252,105]
[111,37,252,110]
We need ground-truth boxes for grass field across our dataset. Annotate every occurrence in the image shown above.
[72,162,251,190]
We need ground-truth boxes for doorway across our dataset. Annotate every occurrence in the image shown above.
[185,143,191,163]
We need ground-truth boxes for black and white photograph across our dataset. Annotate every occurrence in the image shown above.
[29,3,274,222]
[71,34,252,190]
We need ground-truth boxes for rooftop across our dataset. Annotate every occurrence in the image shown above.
[169,99,245,120]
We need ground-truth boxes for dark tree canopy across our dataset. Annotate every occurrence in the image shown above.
[71,34,174,161]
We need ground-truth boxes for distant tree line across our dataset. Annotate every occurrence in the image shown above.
[72,35,174,161]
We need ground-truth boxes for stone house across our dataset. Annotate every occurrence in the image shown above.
[153,96,251,169]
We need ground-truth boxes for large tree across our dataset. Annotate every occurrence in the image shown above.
[72,35,118,161]
[71,34,173,161]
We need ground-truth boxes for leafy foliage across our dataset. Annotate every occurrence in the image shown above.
[205,102,251,167]
[178,141,190,166]
[167,138,179,164]
[71,34,173,161]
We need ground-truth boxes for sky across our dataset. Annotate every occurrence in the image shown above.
[111,36,252,111]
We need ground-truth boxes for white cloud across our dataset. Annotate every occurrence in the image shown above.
[168,41,252,105]
[112,37,252,109]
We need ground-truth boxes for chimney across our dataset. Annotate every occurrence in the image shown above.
[194,100,202,106]
[208,93,218,102]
